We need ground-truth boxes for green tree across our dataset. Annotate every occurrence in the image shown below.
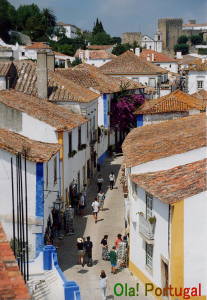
[191,35,203,45]
[41,8,56,37]
[16,4,41,31]
[0,0,16,41]
[90,31,112,45]
[92,18,105,35]
[174,43,189,55]
[71,57,82,67]
[111,36,121,44]
[177,35,188,44]
[112,43,131,56]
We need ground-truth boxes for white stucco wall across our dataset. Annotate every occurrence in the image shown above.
[143,111,189,126]
[131,147,206,175]
[155,62,178,73]
[0,76,6,90]
[184,191,207,295]
[129,184,169,287]
[85,58,112,67]
[187,71,207,94]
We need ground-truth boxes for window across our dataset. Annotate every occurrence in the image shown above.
[146,243,153,269]
[68,132,72,155]
[46,162,48,188]
[54,157,57,184]
[197,81,204,90]
[148,78,156,88]
[21,52,25,56]
[146,192,153,219]
[78,126,81,148]
[87,122,89,139]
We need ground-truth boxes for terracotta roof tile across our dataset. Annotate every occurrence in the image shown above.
[25,42,51,50]
[99,50,167,75]
[0,223,31,299]
[86,45,114,50]
[135,89,206,114]
[183,23,207,27]
[0,128,60,162]
[187,62,207,71]
[56,63,145,94]
[0,61,13,76]
[140,49,177,63]
[192,89,207,107]
[13,60,98,103]
[0,90,87,131]
[75,49,115,60]
[131,159,206,204]
[176,55,202,65]
[122,113,206,167]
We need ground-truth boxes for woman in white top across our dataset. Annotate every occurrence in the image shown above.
[99,270,107,300]
[109,172,115,190]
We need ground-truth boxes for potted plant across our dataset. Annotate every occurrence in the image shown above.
[148,216,156,224]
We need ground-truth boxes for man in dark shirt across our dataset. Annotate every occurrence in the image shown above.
[84,236,93,266]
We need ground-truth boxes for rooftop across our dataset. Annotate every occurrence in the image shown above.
[75,49,115,60]
[183,23,207,27]
[56,63,145,94]
[13,60,99,103]
[177,54,202,65]
[140,49,177,63]
[86,45,114,50]
[187,62,207,71]
[131,159,206,204]
[99,50,167,75]
[0,223,31,299]
[134,89,206,114]
[25,42,51,50]
[192,89,207,107]
[0,61,13,76]
[0,90,87,132]
[0,128,61,162]
[122,113,206,167]
[56,22,80,30]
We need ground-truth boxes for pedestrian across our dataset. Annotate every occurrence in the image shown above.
[109,172,115,190]
[109,246,117,274]
[78,193,85,216]
[91,198,100,224]
[84,236,93,266]
[99,270,107,300]
[97,174,104,192]
[77,237,85,267]
[115,234,122,249]
[83,184,87,205]
[101,235,108,260]
[97,190,105,211]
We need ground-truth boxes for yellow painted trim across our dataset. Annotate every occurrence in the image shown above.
[170,200,184,300]
[58,132,63,160]
[129,260,163,300]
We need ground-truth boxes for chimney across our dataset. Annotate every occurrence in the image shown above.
[47,52,55,72]
[151,53,155,62]
[147,54,151,61]
[176,51,183,59]
[135,47,140,56]
[37,50,48,99]
[85,50,90,60]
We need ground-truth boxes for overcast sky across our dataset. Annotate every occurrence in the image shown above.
[10,0,207,37]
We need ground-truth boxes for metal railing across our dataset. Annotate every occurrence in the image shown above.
[139,214,154,241]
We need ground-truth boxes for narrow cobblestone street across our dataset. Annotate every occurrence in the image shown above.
[57,156,153,300]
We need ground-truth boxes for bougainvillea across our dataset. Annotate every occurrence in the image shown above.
[110,94,145,131]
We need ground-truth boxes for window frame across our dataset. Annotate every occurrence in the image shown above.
[53,157,57,185]
[146,192,153,219]
[78,126,82,148]
[197,80,204,90]
[68,132,72,156]
[146,243,153,269]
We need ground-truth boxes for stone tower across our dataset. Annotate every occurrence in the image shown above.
[121,32,142,45]
[158,18,183,51]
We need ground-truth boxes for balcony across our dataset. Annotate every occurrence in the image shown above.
[139,214,155,243]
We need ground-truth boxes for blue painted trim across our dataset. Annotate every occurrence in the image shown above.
[36,163,44,257]
[98,151,108,165]
[137,114,143,127]
[103,94,108,128]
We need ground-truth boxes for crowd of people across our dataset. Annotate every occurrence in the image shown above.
[74,171,128,300]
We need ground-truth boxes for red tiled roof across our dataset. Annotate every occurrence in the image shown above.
[0,90,87,132]
[122,113,206,167]
[99,50,167,75]
[75,49,115,60]
[135,89,206,114]
[0,61,13,76]
[183,23,207,27]
[56,63,145,94]
[0,128,61,162]
[13,60,99,103]
[131,159,206,204]
[192,89,207,107]
[140,49,177,63]
[187,62,207,71]
[25,42,51,50]
[0,223,31,299]
[86,45,114,50]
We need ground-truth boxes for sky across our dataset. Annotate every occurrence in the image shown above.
[10,0,207,37]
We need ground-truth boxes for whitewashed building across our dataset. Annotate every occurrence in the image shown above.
[100,50,168,99]
[75,49,115,67]
[54,22,80,40]
[134,89,205,127]
[185,62,207,94]
[141,32,162,53]
[0,128,61,259]
[122,113,207,299]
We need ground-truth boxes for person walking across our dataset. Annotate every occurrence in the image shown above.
[99,270,107,300]
[109,172,115,190]
[84,236,93,266]
[97,174,104,192]
[77,238,85,267]
[101,235,108,260]
[115,234,122,249]
[109,246,117,274]
[91,198,100,224]
[78,193,85,216]
[97,190,105,211]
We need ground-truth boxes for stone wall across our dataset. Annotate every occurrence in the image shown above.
[121,32,142,45]
[158,18,183,51]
